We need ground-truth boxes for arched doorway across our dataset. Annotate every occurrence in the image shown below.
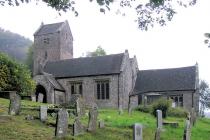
[35,85,47,103]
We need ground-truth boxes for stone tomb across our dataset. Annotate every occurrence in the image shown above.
[133,123,143,140]
[40,105,47,122]
[87,105,98,132]
[55,108,69,138]
[9,91,21,115]
[156,110,162,129]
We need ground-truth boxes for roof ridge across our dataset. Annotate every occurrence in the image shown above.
[46,53,124,64]
[139,65,195,72]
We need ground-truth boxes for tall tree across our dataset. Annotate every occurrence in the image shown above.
[199,80,210,116]
[25,44,34,73]
[0,0,197,30]
[86,46,106,57]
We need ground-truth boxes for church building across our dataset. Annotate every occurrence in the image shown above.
[33,21,199,113]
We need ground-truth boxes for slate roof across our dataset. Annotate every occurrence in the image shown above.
[44,75,64,91]
[133,66,196,94]
[34,22,64,36]
[44,53,124,78]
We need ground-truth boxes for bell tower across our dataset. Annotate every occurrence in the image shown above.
[33,20,73,76]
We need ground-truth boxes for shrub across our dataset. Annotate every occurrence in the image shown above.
[168,107,188,118]
[151,98,171,118]
[136,105,152,113]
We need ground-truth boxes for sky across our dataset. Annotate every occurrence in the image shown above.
[0,0,210,85]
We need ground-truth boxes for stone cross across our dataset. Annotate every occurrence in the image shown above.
[183,120,191,140]
[55,108,69,138]
[73,117,84,136]
[40,105,47,122]
[156,110,162,129]
[133,123,143,140]
[38,93,44,102]
[9,91,21,115]
[98,120,105,128]
[87,105,98,132]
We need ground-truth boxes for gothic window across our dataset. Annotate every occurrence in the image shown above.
[96,81,110,100]
[70,82,82,95]
[45,51,48,59]
[170,95,183,107]
[43,38,50,44]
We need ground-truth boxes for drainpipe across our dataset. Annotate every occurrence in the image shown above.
[118,74,120,109]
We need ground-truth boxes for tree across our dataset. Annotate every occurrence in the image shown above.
[199,80,210,116]
[86,46,106,57]
[0,0,197,30]
[0,52,35,95]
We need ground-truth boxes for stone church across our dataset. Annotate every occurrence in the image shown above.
[33,21,199,112]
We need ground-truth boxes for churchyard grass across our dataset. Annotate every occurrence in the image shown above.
[0,98,210,140]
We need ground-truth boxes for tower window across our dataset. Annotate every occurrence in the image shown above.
[43,38,50,44]
[45,51,48,59]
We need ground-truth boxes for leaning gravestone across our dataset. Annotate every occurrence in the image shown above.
[73,117,84,136]
[133,123,143,140]
[38,93,44,103]
[183,120,191,140]
[40,105,47,122]
[55,108,69,138]
[9,91,21,115]
[156,110,162,129]
[87,104,98,132]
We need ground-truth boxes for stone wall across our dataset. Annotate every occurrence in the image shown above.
[58,75,120,108]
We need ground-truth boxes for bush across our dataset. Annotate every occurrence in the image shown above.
[136,105,152,113]
[168,107,188,118]
[151,98,171,118]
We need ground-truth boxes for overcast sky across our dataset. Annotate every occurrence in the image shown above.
[0,0,210,84]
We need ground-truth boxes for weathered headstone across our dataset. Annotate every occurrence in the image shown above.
[119,105,123,115]
[25,115,34,120]
[38,93,44,102]
[87,105,98,132]
[31,95,36,102]
[9,91,21,115]
[55,108,69,138]
[133,123,143,140]
[98,120,105,128]
[40,105,47,122]
[154,128,161,140]
[183,120,191,140]
[73,117,84,136]
[190,108,196,126]
[156,110,162,129]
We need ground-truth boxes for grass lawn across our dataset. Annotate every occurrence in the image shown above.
[0,98,210,140]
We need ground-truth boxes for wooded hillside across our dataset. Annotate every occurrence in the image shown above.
[0,28,32,61]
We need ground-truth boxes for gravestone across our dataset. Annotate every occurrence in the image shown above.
[9,91,21,115]
[40,105,47,122]
[133,123,143,140]
[183,120,191,140]
[87,105,98,132]
[98,120,105,128]
[38,93,44,102]
[55,108,69,138]
[154,128,161,140]
[31,95,36,102]
[25,115,34,120]
[119,105,123,115]
[156,110,162,129]
[73,117,84,136]
[190,108,196,126]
